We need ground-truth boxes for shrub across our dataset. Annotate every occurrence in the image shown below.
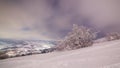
[106,32,120,41]
[0,51,9,59]
[56,24,97,51]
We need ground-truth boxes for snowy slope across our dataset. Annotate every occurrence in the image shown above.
[0,40,120,68]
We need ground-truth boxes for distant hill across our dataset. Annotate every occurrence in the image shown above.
[0,38,57,50]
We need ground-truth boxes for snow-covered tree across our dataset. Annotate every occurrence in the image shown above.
[106,32,120,41]
[56,24,97,51]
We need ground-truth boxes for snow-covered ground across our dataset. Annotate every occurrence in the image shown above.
[0,40,120,68]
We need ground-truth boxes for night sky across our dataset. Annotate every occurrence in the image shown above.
[0,0,120,40]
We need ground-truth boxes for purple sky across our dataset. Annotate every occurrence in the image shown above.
[0,0,120,40]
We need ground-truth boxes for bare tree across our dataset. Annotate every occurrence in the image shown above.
[56,24,97,51]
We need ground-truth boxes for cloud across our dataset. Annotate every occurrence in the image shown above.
[60,0,120,28]
[50,0,120,37]
[0,0,120,40]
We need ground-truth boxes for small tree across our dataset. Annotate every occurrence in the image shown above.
[56,24,97,51]
[106,32,120,41]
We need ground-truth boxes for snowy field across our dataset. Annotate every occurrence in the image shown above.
[0,40,120,68]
